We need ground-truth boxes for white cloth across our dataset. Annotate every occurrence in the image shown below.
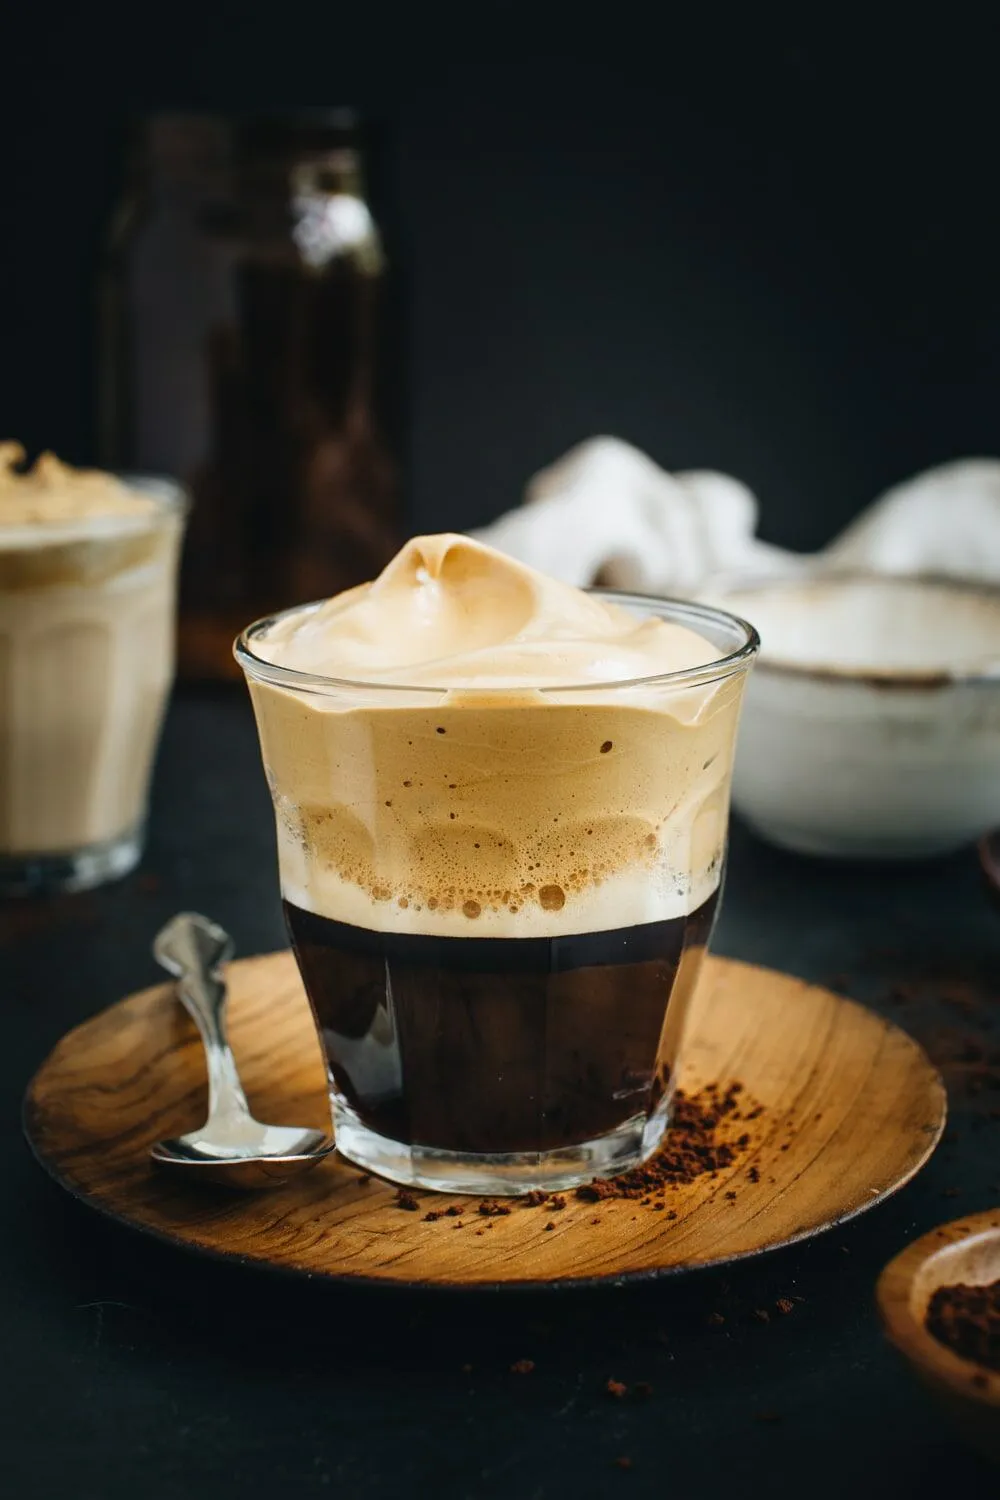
[470,437,1000,594]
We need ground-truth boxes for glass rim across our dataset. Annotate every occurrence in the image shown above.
[118,471,191,520]
[234,587,761,697]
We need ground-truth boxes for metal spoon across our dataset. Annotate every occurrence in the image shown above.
[150,912,334,1189]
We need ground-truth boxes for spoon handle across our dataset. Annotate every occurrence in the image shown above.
[176,966,253,1125]
[154,913,252,1125]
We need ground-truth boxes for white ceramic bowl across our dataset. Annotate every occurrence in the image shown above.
[712,573,1000,859]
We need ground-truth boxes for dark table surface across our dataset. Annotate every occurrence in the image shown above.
[3,687,998,1499]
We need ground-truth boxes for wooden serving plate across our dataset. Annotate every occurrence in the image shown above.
[24,952,946,1290]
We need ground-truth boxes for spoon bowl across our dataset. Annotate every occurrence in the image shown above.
[877,1209,1000,1464]
[150,912,335,1189]
[151,1126,334,1190]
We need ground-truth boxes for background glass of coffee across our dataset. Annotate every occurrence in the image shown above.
[238,593,758,1194]
[0,460,186,896]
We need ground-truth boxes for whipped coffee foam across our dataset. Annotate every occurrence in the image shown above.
[0,444,159,538]
[246,535,749,937]
[0,445,169,591]
[256,530,719,687]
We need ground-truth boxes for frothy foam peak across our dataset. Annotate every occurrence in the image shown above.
[256,533,720,686]
[0,444,157,535]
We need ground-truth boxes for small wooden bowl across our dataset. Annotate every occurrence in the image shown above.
[877,1210,1000,1463]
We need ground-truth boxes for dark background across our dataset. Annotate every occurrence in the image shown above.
[4,23,1000,1500]
[2,26,998,553]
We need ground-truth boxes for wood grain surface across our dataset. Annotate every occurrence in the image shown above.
[24,951,946,1290]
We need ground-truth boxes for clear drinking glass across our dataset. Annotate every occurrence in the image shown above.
[0,476,187,895]
[237,592,758,1194]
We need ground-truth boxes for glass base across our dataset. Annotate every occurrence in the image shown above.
[332,1097,672,1196]
[0,825,144,897]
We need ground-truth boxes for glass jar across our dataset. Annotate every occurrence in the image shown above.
[100,111,404,679]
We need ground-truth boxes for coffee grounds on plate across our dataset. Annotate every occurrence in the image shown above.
[391,1080,763,1218]
[573,1082,755,1203]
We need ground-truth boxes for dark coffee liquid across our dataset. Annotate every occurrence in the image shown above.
[284,891,718,1155]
